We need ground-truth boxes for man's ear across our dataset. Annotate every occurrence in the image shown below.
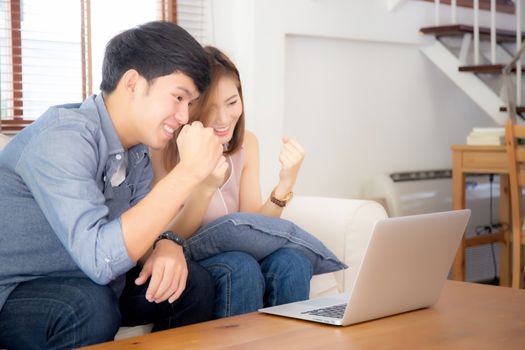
[120,69,140,97]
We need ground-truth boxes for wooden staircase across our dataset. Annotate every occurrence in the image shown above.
[458,64,523,73]
[421,22,524,119]
[501,106,525,113]
[421,24,522,42]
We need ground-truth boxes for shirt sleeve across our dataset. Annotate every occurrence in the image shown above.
[15,119,133,285]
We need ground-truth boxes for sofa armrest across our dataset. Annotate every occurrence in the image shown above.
[282,196,388,296]
[0,133,12,150]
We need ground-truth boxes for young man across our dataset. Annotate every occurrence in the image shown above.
[0,21,223,349]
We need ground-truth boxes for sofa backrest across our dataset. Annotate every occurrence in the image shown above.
[0,133,12,150]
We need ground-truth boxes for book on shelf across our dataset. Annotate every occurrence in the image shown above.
[471,127,505,134]
[466,127,505,146]
[466,135,505,145]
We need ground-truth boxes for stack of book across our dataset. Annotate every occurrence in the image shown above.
[466,127,505,145]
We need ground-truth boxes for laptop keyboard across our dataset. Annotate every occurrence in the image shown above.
[301,303,347,319]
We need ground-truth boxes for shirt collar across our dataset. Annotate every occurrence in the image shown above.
[88,94,148,166]
[128,144,149,166]
[93,93,124,157]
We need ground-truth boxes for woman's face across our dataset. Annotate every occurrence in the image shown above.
[204,75,243,145]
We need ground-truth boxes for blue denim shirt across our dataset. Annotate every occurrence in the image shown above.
[0,94,152,311]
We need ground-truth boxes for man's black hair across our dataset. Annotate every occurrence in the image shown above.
[100,21,209,94]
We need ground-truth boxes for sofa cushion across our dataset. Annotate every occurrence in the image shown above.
[114,324,153,340]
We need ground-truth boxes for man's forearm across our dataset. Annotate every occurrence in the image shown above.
[121,164,201,261]
[168,186,216,239]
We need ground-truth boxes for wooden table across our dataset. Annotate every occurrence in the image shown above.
[82,281,525,349]
[451,145,511,286]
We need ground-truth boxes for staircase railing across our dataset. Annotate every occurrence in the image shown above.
[434,0,499,65]
[434,0,522,107]
[504,39,525,122]
[516,0,522,105]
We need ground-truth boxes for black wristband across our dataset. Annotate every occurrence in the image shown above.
[153,231,185,249]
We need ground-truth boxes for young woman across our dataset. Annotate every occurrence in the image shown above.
[150,46,313,318]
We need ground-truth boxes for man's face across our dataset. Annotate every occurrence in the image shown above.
[132,72,199,150]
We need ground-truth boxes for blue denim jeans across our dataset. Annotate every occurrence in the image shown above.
[199,248,313,319]
[0,261,214,349]
[119,260,214,331]
[0,276,120,350]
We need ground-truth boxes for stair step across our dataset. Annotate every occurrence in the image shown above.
[420,25,523,42]
[419,0,515,15]
[459,64,523,73]
[500,106,525,113]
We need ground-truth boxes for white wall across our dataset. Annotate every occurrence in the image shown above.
[284,35,491,198]
[210,0,519,198]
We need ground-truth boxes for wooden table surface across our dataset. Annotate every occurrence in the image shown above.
[81,281,525,349]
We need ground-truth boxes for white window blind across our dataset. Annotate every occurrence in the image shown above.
[176,0,212,45]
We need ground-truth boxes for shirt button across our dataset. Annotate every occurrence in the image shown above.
[103,176,107,181]
[116,154,122,160]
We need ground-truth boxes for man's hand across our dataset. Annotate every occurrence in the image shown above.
[176,121,223,182]
[198,155,228,194]
[135,240,188,304]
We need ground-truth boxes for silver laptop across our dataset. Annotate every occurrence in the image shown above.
[258,209,470,326]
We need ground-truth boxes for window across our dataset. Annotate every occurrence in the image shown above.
[0,0,176,133]
[0,0,85,126]
[176,0,212,45]
[89,0,168,92]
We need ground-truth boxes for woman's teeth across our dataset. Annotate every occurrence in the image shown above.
[163,125,175,134]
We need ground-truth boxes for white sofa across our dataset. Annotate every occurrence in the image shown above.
[0,133,10,150]
[116,195,387,339]
[285,195,388,297]
[0,133,388,340]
